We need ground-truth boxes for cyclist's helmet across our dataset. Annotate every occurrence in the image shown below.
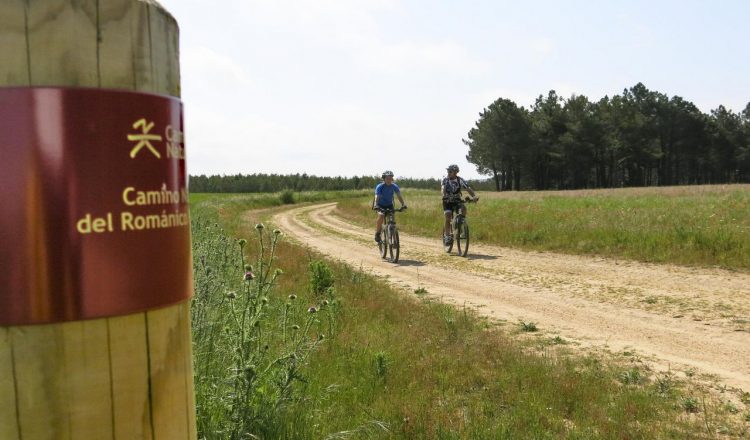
[382,170,394,179]
[446,164,459,173]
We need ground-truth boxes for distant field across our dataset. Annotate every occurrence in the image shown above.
[336,184,750,271]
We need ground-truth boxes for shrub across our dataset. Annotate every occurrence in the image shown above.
[279,189,295,204]
[309,259,335,296]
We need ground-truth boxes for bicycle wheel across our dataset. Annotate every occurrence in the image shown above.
[378,230,387,259]
[388,227,400,263]
[456,219,470,257]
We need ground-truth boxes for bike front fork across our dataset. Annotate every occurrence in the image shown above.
[451,215,463,232]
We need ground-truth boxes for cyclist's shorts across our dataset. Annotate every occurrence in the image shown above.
[376,204,394,213]
[442,199,462,214]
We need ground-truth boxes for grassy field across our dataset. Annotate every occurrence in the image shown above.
[336,184,750,271]
[189,190,749,439]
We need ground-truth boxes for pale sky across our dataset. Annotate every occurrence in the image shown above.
[158,0,750,180]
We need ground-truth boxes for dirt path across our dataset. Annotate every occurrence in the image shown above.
[272,203,750,392]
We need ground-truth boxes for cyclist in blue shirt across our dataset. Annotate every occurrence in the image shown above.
[373,170,407,242]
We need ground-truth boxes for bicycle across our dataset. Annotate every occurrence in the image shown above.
[443,196,477,257]
[375,206,406,263]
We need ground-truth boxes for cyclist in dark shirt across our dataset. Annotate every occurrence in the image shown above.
[373,170,407,242]
[441,164,477,245]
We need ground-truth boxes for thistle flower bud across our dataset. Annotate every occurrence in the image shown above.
[255,223,265,230]
[238,239,247,247]
[288,294,297,300]
[226,292,236,299]
[308,306,317,314]
[244,271,255,281]
[273,229,282,235]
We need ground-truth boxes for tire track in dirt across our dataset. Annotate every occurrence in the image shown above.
[272,203,750,392]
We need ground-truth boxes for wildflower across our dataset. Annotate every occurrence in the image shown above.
[292,325,300,330]
[273,229,282,235]
[261,297,269,304]
[308,306,317,314]
[288,294,297,300]
[322,300,329,306]
[244,271,255,281]
[226,292,237,299]
[255,223,265,230]
[318,334,325,341]
[238,239,247,247]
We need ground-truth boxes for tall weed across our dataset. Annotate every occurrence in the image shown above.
[191,219,336,438]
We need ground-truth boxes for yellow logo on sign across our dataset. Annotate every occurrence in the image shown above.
[128,119,162,159]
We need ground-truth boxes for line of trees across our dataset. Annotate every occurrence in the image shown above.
[188,173,473,193]
[464,83,750,190]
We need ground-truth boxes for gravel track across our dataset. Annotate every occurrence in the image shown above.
[272,202,750,392]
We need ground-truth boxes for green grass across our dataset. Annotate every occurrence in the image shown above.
[189,190,748,438]
[336,185,750,270]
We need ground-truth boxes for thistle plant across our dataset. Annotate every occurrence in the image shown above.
[191,218,336,439]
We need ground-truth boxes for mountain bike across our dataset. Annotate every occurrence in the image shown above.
[375,206,406,263]
[443,197,477,257]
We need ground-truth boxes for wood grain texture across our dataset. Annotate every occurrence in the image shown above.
[0,0,180,94]
[98,0,138,89]
[26,0,99,86]
[61,319,114,438]
[10,324,69,438]
[0,0,29,85]
[109,313,153,440]
[147,302,194,440]
[0,328,21,440]
[1,0,193,438]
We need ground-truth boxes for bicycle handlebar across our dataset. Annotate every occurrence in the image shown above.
[373,206,407,213]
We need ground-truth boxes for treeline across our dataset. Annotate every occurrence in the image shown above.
[189,173,495,193]
[465,83,750,190]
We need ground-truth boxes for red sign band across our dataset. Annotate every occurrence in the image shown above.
[0,87,193,326]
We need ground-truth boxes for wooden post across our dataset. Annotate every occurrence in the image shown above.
[0,1,196,439]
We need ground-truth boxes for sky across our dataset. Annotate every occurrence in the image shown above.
[158,0,750,181]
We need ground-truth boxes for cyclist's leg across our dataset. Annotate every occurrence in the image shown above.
[442,199,453,237]
[444,212,452,236]
[375,211,385,241]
